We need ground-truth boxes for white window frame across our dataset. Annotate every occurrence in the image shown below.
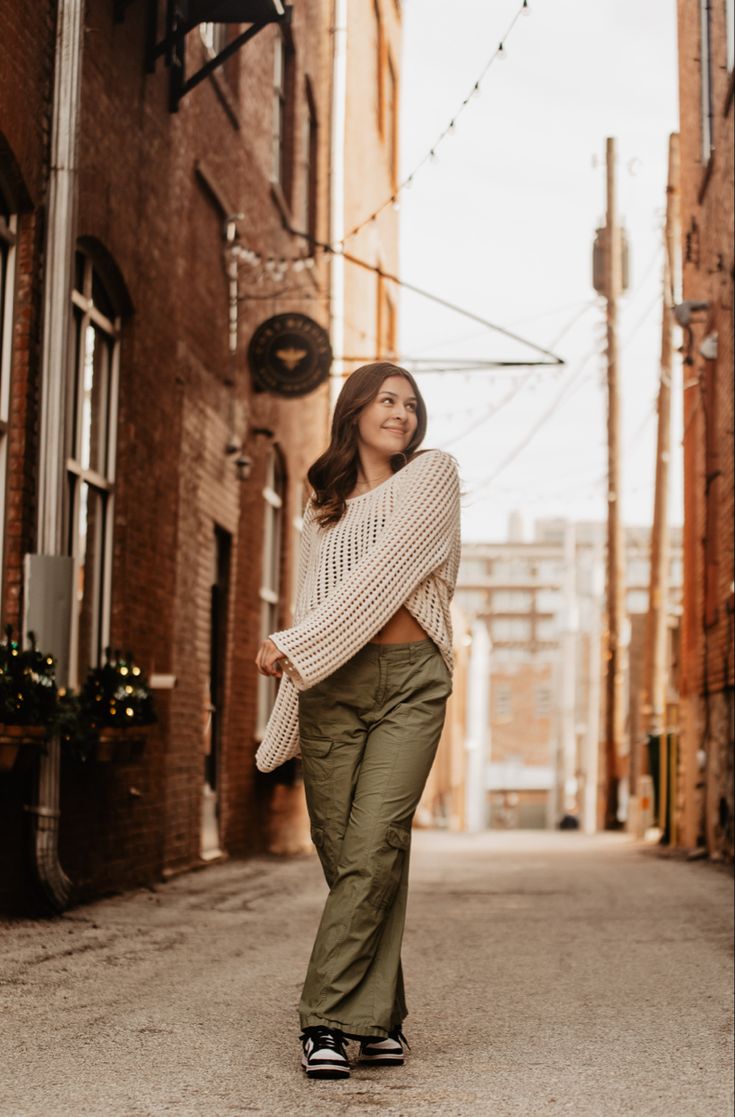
[272,33,292,190]
[700,0,714,161]
[256,448,286,740]
[200,22,226,56]
[300,78,318,241]
[0,198,17,616]
[66,251,120,689]
[726,0,734,73]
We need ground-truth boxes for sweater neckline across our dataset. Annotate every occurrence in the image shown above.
[343,450,439,506]
[345,471,397,504]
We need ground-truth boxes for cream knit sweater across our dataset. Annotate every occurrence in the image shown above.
[254,448,461,772]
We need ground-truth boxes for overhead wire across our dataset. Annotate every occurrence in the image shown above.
[436,300,597,448]
[465,284,665,504]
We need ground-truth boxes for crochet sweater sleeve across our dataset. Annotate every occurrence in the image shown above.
[253,499,316,771]
[269,449,459,691]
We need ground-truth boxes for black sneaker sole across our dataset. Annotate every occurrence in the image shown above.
[303,1066,351,1079]
[301,1057,350,1079]
[359,1055,404,1066]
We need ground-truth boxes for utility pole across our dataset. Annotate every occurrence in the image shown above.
[603,137,626,830]
[644,133,680,830]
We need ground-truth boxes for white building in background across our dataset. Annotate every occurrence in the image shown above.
[455,516,682,831]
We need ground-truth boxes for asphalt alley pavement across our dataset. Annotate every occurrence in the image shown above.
[1,830,733,1117]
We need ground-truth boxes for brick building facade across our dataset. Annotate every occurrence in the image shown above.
[676,0,734,860]
[0,0,348,912]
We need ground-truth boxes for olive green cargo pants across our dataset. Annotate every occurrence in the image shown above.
[297,636,452,1039]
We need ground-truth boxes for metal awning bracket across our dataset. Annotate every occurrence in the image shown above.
[122,0,291,111]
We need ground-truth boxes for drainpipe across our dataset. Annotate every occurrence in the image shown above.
[328,0,347,412]
[25,0,86,913]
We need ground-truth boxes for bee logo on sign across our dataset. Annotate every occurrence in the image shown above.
[248,313,332,397]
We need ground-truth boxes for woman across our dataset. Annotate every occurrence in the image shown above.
[254,362,461,1080]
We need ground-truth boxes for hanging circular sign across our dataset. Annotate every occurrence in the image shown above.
[248,313,332,397]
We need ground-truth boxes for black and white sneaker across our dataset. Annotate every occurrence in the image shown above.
[358,1026,410,1066]
[300,1026,350,1079]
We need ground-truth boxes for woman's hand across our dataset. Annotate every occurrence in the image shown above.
[255,637,286,678]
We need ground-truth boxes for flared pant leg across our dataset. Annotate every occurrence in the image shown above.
[297,638,452,1038]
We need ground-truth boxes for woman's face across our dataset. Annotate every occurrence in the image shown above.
[355,375,418,459]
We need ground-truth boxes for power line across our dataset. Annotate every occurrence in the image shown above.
[436,301,596,448]
[465,286,664,502]
[466,348,599,498]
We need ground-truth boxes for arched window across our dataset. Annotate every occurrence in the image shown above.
[0,178,18,609]
[66,247,122,687]
[256,446,287,739]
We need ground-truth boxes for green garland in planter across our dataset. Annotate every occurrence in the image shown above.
[81,646,157,728]
[0,626,57,727]
[59,647,157,762]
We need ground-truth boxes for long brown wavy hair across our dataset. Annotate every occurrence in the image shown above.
[308,362,428,527]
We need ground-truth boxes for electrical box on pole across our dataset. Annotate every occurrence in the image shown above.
[592,226,630,296]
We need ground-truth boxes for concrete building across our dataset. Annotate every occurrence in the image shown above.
[675,0,734,861]
[455,518,683,833]
[0,0,389,913]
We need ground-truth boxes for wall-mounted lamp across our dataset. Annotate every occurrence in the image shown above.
[224,432,252,480]
[673,300,711,366]
[699,331,718,360]
[234,453,253,481]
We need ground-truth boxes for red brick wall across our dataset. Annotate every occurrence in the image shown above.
[1,0,335,907]
[0,0,55,623]
[0,0,55,913]
[490,660,555,766]
[677,0,734,857]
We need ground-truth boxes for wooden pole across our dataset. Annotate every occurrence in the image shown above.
[644,133,680,826]
[603,137,626,830]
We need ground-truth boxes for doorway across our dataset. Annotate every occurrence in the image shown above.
[201,525,231,860]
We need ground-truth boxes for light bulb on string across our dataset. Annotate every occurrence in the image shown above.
[522,0,530,14]
[498,42,507,60]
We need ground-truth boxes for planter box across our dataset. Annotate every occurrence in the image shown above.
[0,723,48,772]
[95,726,147,763]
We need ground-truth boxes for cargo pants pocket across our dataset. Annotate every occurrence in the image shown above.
[368,824,411,911]
[310,825,342,889]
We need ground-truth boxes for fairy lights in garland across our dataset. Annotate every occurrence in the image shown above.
[228,243,318,285]
[340,0,532,246]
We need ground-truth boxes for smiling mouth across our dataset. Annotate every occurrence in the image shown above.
[384,427,406,434]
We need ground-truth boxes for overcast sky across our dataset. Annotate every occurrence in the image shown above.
[397,0,681,542]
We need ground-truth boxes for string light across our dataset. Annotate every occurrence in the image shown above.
[341,1,532,244]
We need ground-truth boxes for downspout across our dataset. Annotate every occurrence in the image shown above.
[328,0,347,412]
[26,0,86,913]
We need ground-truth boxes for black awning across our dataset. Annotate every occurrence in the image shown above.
[140,0,291,111]
[184,0,285,24]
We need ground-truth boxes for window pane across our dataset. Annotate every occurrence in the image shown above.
[492,617,531,642]
[0,239,8,397]
[75,482,106,682]
[92,269,115,320]
[492,590,533,612]
[80,323,111,475]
